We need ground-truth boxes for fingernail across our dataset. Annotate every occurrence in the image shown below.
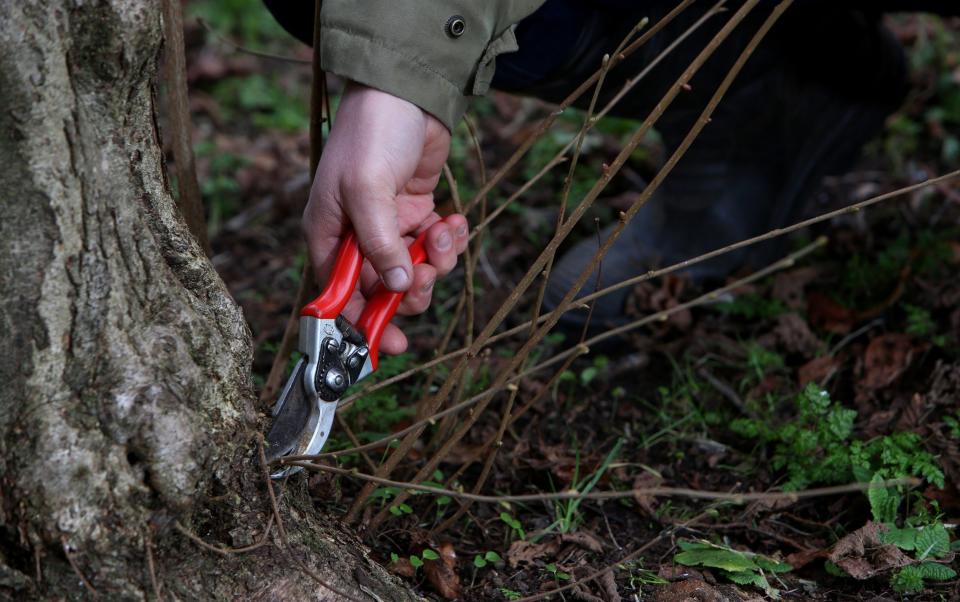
[421,279,435,293]
[383,267,410,290]
[437,231,452,251]
[457,224,468,237]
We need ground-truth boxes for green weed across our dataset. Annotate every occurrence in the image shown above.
[732,384,944,493]
[546,439,623,535]
[473,550,502,569]
[674,540,791,599]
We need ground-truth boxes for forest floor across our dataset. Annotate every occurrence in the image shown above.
[180,2,960,600]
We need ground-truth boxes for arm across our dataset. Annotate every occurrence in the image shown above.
[265,0,545,352]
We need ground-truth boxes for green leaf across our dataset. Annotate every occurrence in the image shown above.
[725,570,765,587]
[674,548,759,573]
[389,506,402,516]
[756,558,793,574]
[867,473,900,523]
[891,566,925,593]
[399,503,413,515]
[824,561,848,577]
[485,551,502,562]
[409,555,424,569]
[436,496,452,506]
[880,526,919,551]
[390,553,399,563]
[915,562,957,581]
[916,523,951,560]
[422,549,440,561]
[473,555,487,568]
[724,570,778,599]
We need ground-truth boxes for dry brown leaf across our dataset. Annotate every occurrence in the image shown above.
[859,334,916,391]
[507,539,559,568]
[652,578,751,602]
[632,472,663,518]
[784,547,830,570]
[807,292,856,334]
[828,521,911,580]
[387,556,416,578]
[561,531,604,554]
[598,570,621,602]
[772,267,819,310]
[423,543,461,600]
[798,355,841,387]
[773,313,823,356]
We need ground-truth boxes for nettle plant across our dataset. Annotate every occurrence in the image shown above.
[732,384,955,593]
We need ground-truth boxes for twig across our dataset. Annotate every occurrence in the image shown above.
[515,505,721,602]
[294,238,823,462]
[175,517,275,556]
[144,529,162,601]
[697,367,756,419]
[463,0,699,214]
[60,536,99,599]
[197,18,311,64]
[337,170,959,409]
[360,0,772,531]
[345,0,759,523]
[162,0,210,255]
[257,437,363,602]
[290,462,917,504]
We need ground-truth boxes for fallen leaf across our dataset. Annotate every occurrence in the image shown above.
[423,543,461,600]
[784,548,830,570]
[507,539,559,568]
[828,521,911,580]
[859,334,916,391]
[772,267,819,310]
[632,472,663,518]
[798,355,841,387]
[561,531,604,554]
[807,292,856,334]
[598,570,621,602]
[652,578,754,602]
[387,556,416,578]
[773,313,823,356]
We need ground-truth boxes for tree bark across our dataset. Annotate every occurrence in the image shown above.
[0,2,416,600]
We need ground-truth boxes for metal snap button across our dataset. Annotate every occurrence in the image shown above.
[445,15,465,38]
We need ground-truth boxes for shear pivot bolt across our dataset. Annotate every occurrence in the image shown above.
[325,369,347,393]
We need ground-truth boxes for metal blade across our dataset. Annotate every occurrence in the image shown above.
[265,358,312,464]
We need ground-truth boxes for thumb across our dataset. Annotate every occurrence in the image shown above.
[345,188,412,292]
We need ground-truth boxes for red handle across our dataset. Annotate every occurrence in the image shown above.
[300,229,429,372]
[300,230,363,319]
[356,232,428,371]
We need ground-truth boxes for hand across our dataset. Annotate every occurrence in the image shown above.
[304,82,469,354]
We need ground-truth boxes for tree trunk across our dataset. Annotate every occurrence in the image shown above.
[0,2,415,600]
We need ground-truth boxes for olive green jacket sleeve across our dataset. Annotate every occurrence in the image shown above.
[320,0,546,130]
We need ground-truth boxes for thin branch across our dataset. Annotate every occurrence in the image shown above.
[162,0,210,255]
[144,529,162,601]
[197,18,311,64]
[463,0,699,214]
[299,237,822,462]
[175,517,275,556]
[60,536,99,599]
[349,0,752,526]
[291,462,918,504]
[257,437,364,602]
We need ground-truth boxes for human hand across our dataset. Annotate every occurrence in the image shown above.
[304,82,469,354]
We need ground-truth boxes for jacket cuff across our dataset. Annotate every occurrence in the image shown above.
[320,25,468,131]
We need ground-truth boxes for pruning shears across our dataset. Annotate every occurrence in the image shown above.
[265,228,428,478]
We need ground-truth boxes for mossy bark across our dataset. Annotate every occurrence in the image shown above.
[0,2,416,600]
